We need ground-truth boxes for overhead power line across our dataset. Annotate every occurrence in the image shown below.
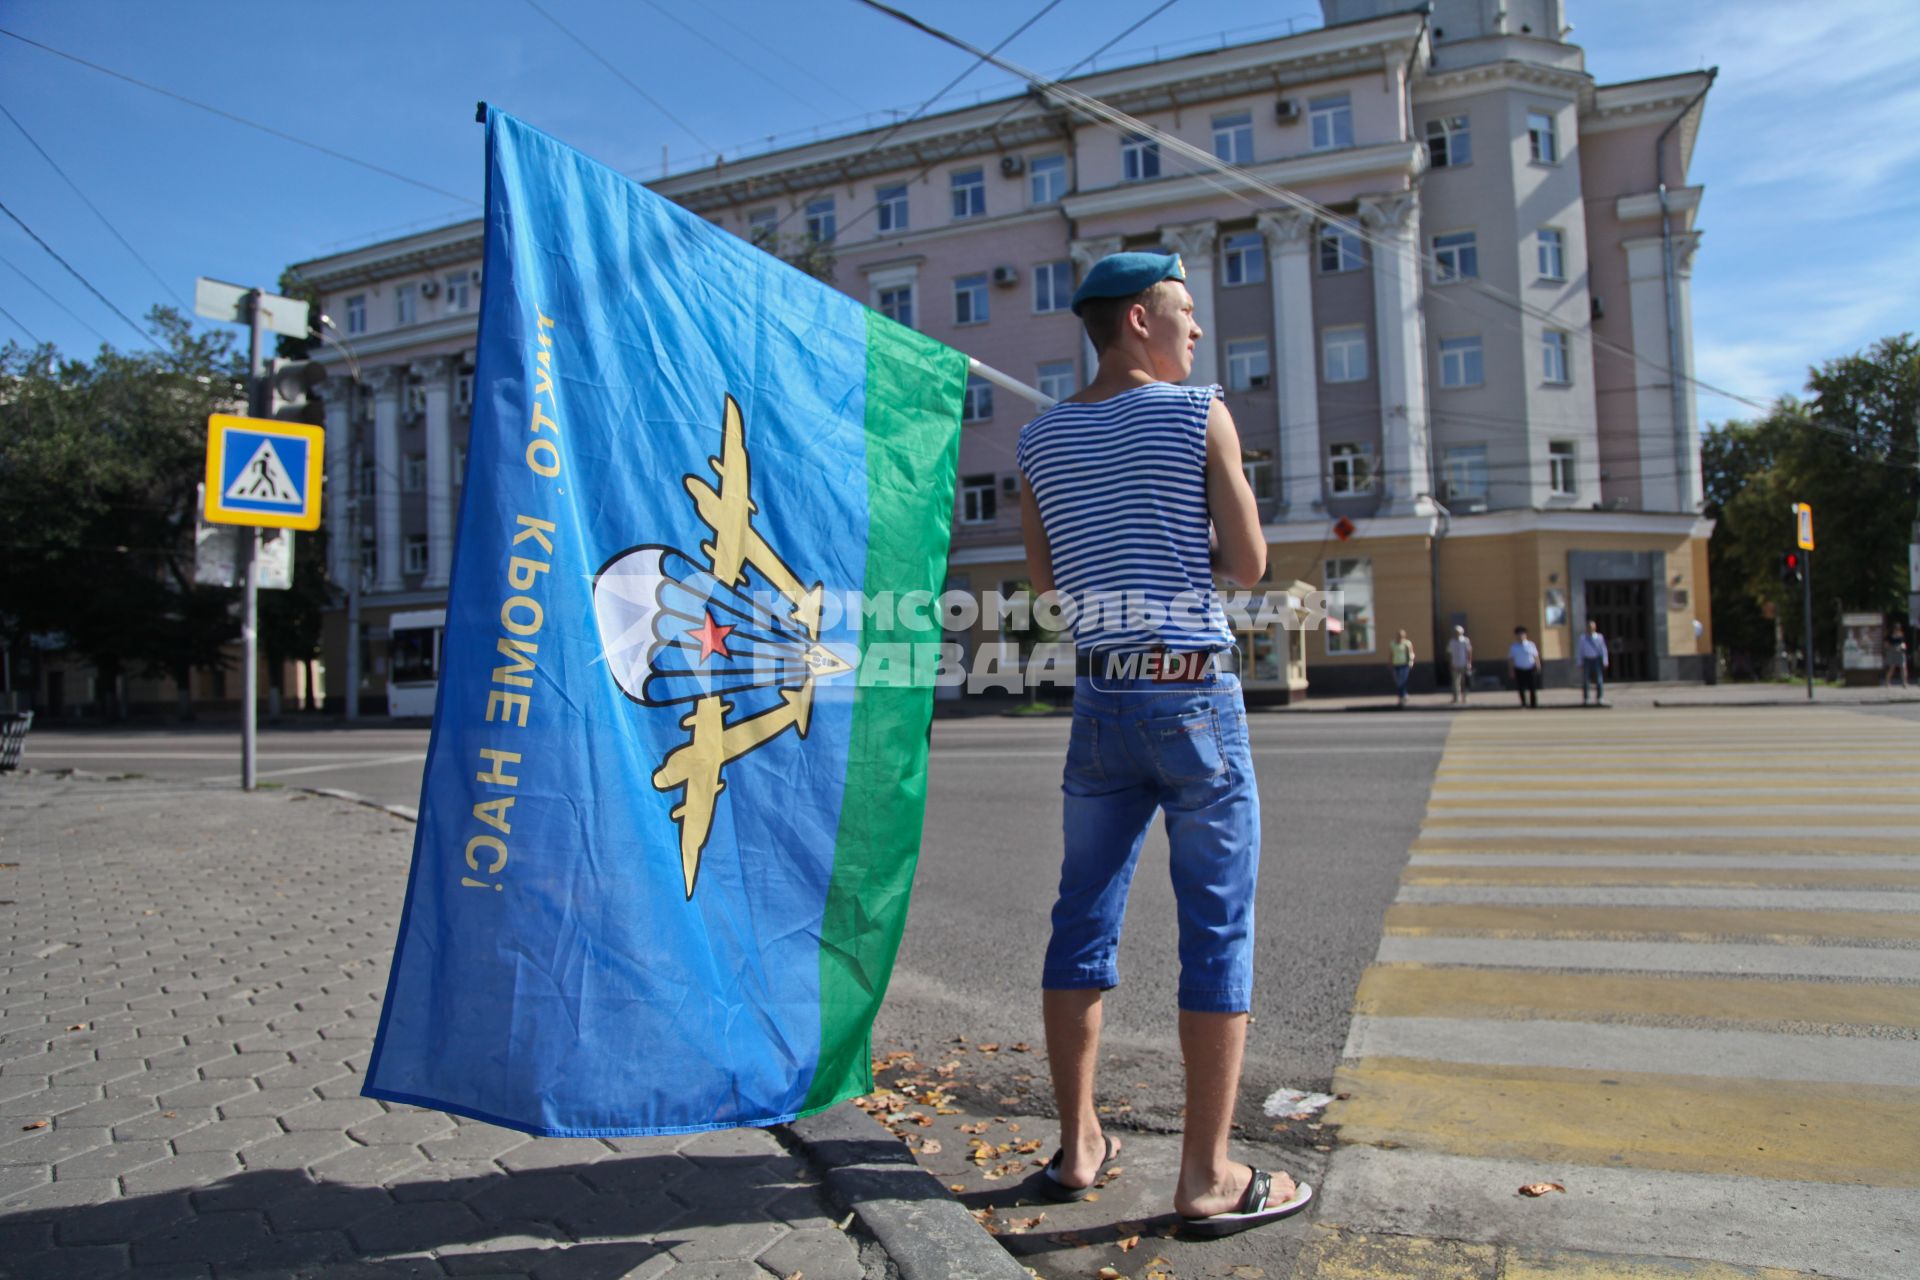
[0,200,153,346]
[0,26,477,207]
[848,0,1785,430]
[0,251,113,346]
[0,99,188,309]
[0,300,42,344]
[520,0,719,154]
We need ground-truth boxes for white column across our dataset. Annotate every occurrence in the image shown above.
[412,356,455,589]
[319,376,356,588]
[1623,233,1698,513]
[1671,233,1704,512]
[1069,234,1124,383]
[1258,209,1321,517]
[1358,193,1435,517]
[1161,220,1219,388]
[365,365,404,594]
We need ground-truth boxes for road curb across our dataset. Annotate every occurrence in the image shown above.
[294,784,419,822]
[781,1102,1030,1280]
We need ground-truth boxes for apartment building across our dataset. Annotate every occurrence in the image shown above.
[292,0,1714,708]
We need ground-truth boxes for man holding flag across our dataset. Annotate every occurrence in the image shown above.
[1015,252,1312,1236]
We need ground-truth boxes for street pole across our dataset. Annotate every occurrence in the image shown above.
[345,430,362,722]
[1803,548,1815,702]
[242,292,267,789]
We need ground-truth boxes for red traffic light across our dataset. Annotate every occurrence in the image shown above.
[1784,552,1801,570]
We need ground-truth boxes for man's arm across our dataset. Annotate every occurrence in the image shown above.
[1019,476,1055,598]
[1204,397,1266,587]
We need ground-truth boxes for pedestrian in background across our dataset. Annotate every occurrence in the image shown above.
[1390,629,1415,707]
[1509,626,1541,708]
[1018,251,1311,1236]
[1577,619,1610,706]
[1886,623,1910,689]
[1447,625,1474,704]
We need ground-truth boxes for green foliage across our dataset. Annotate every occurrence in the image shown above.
[1704,335,1918,674]
[0,311,252,713]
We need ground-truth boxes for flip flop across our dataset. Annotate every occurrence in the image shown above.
[1179,1169,1313,1237]
[1035,1134,1121,1203]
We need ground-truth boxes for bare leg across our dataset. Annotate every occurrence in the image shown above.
[1173,1010,1296,1217]
[1043,988,1113,1185]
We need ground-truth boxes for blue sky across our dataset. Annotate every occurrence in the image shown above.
[1,0,1914,423]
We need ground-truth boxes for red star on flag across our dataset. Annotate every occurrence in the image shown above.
[691,609,735,663]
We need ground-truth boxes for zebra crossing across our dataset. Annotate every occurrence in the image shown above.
[1314,707,1920,1280]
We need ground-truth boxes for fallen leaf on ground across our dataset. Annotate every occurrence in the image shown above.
[1098,1269,1124,1279]
[66,1024,87,1032]
[1519,1182,1566,1197]
[960,1121,991,1135]
[20,1120,48,1131]
[979,1043,1001,1052]
[1011,1042,1031,1052]
[919,1139,942,1155]
[1008,1213,1046,1231]
[1118,1234,1140,1251]
[950,1183,967,1192]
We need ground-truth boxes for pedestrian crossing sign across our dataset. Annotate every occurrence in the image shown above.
[203,414,325,530]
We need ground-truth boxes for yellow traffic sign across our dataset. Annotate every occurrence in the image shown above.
[1793,502,1814,552]
[204,415,325,530]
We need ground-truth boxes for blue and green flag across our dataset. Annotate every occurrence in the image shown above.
[363,109,966,1136]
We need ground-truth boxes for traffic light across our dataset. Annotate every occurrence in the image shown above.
[1781,550,1804,585]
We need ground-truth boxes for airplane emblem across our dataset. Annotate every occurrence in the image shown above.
[591,395,853,899]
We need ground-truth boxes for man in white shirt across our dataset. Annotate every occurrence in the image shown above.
[1508,626,1541,709]
[1576,620,1610,706]
[1446,625,1473,704]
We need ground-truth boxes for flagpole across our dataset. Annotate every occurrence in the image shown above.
[967,357,1055,409]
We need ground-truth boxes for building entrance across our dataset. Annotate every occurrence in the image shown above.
[1586,580,1651,681]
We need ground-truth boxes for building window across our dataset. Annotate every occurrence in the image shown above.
[805,197,836,243]
[1222,232,1265,286]
[1442,445,1489,504]
[446,272,473,311]
[877,184,910,233]
[1549,440,1577,496]
[960,474,997,524]
[357,459,376,498]
[1212,111,1253,164]
[394,283,416,326]
[404,535,429,577]
[1036,360,1075,402]
[1425,114,1471,168]
[345,294,366,335]
[1537,228,1566,280]
[1322,326,1368,383]
[1431,230,1479,282]
[1242,450,1275,505]
[403,453,427,493]
[1542,329,1572,384]
[454,368,474,412]
[359,539,377,578]
[1317,225,1365,273]
[1324,556,1375,654]
[1528,109,1559,164]
[1439,336,1484,388]
[962,375,993,423]
[951,168,986,220]
[1121,133,1161,182]
[453,444,467,484]
[877,284,915,329]
[1327,442,1375,495]
[1033,261,1073,314]
[1029,154,1067,204]
[1309,94,1352,151]
[1225,338,1271,392]
[747,207,778,245]
[954,274,989,326]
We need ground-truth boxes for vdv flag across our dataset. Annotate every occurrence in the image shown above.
[363,109,967,1135]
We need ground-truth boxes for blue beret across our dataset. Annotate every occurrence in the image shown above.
[1069,251,1187,315]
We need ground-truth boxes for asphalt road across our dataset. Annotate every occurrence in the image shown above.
[19,709,1445,1134]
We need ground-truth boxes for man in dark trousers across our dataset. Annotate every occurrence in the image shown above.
[1509,625,1541,708]
[1017,252,1311,1237]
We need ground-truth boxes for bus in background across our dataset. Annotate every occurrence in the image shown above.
[387,609,445,718]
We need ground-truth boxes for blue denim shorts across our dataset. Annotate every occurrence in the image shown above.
[1042,672,1260,1013]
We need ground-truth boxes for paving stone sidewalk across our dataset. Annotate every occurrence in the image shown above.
[0,774,884,1280]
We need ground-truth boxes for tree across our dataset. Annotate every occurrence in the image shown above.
[1704,335,1918,677]
[0,310,248,717]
